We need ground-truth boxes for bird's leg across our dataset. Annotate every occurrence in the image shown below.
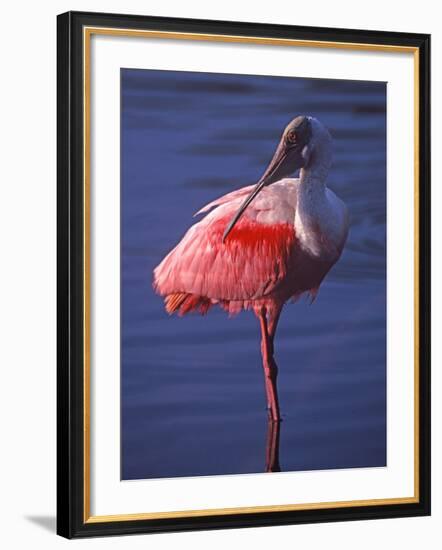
[265,414,281,472]
[258,308,281,422]
[267,307,282,418]
[267,308,282,357]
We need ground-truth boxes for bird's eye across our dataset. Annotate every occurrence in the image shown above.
[286,130,297,144]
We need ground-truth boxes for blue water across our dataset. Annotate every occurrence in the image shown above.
[121,69,386,480]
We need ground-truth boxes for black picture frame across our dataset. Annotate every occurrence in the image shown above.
[57,10,431,539]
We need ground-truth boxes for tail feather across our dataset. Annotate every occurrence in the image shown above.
[165,293,187,314]
[164,293,212,316]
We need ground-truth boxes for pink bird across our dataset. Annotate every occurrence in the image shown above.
[153,116,349,422]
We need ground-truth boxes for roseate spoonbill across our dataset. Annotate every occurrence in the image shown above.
[153,116,349,422]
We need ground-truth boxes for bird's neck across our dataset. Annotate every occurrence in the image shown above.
[295,169,333,260]
[299,142,331,192]
[299,170,326,195]
[293,130,343,261]
[295,154,331,233]
[298,168,328,204]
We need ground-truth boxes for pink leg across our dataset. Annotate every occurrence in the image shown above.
[258,308,281,422]
[265,415,281,472]
[268,307,282,357]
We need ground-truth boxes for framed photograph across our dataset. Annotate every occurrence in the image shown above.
[57,11,431,538]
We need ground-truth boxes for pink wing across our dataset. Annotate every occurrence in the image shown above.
[153,183,298,313]
[193,185,255,216]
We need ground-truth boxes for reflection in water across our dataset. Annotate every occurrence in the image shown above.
[265,419,281,473]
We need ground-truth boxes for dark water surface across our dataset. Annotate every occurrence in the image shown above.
[121,69,386,480]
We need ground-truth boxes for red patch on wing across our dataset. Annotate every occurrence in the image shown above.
[210,216,296,251]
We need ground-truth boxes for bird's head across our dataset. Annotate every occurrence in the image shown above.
[222,116,329,242]
[260,115,313,185]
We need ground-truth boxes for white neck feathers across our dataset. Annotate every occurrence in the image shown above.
[299,118,333,190]
[294,119,345,261]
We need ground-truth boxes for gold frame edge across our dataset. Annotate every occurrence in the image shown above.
[82,26,421,524]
